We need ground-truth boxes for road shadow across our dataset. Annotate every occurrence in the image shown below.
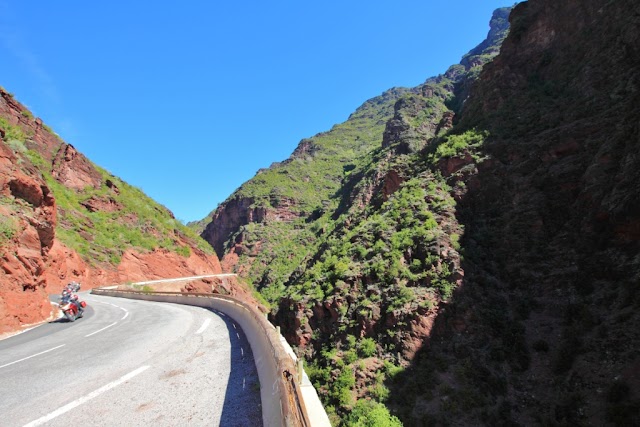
[210,309,263,427]
[48,306,94,324]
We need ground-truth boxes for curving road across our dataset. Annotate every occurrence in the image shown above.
[0,293,262,426]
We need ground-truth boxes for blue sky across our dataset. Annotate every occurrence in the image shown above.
[0,1,510,222]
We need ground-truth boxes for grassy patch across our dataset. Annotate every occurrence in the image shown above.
[428,129,489,162]
[0,215,18,246]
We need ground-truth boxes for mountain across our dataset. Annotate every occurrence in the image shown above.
[0,89,239,335]
[395,1,639,424]
[199,86,411,295]
[200,10,509,300]
[198,1,640,425]
[197,7,511,424]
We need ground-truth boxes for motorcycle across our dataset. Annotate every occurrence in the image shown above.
[59,297,86,322]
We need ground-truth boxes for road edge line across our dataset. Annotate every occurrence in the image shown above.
[0,344,66,369]
[85,321,117,337]
[22,365,150,427]
[196,318,211,334]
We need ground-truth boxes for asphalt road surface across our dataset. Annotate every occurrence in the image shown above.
[0,292,262,426]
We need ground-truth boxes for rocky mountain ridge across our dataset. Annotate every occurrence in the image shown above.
[200,86,412,287]
[197,1,640,425]
[198,7,512,424]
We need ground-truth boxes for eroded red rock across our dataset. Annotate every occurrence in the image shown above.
[0,88,247,335]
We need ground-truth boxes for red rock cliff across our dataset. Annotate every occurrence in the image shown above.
[0,89,224,334]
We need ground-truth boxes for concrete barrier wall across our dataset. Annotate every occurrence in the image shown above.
[91,290,316,427]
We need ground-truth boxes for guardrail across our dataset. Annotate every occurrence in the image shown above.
[91,288,329,427]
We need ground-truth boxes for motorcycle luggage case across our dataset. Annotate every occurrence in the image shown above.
[80,301,87,308]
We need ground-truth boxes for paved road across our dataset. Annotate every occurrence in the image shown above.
[0,293,262,426]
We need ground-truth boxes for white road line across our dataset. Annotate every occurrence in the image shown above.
[85,322,117,337]
[95,301,128,317]
[0,344,66,369]
[22,365,150,427]
[196,318,211,334]
[236,332,240,339]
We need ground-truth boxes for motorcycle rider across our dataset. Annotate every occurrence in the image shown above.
[60,286,83,316]
[60,289,71,310]
[64,281,81,293]
[71,292,84,316]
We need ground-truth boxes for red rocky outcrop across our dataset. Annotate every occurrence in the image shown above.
[51,144,102,190]
[202,192,303,273]
[0,92,63,163]
[0,88,232,335]
[0,137,57,332]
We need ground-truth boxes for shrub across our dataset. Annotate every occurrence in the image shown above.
[429,129,488,161]
[0,215,18,246]
[333,369,356,407]
[0,117,26,142]
[346,334,357,349]
[176,245,191,257]
[344,349,358,364]
[388,285,415,311]
[450,233,461,250]
[359,337,377,358]
[383,361,404,379]
[370,382,390,401]
[343,400,402,427]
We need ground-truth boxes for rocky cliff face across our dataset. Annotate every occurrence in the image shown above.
[387,1,640,425]
[198,2,639,424]
[199,86,412,300]
[0,89,224,334]
[197,8,512,424]
[0,135,56,331]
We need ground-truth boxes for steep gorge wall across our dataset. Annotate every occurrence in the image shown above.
[388,1,640,425]
[197,9,513,424]
[201,1,640,424]
[199,87,412,295]
[193,2,640,424]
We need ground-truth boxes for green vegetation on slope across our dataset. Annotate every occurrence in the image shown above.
[1,117,212,265]
[278,129,490,424]
[198,8,511,425]
[216,88,411,300]
[48,168,209,264]
[289,176,457,304]
[236,88,408,211]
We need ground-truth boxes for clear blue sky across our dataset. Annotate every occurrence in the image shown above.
[0,1,510,222]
